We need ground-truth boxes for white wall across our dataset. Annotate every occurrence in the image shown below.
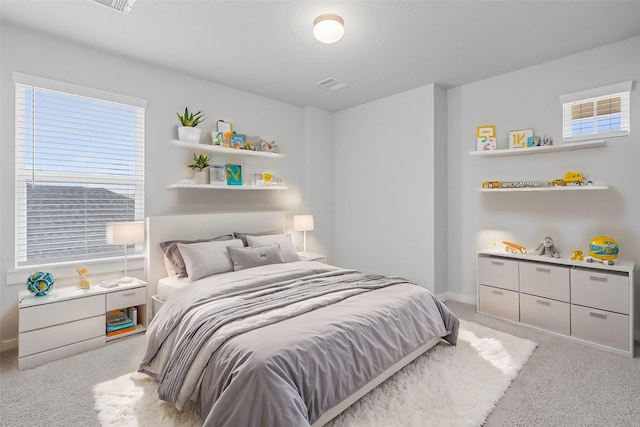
[0,23,333,347]
[333,84,446,292]
[447,36,640,330]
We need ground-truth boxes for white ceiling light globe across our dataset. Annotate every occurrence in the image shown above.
[313,14,344,44]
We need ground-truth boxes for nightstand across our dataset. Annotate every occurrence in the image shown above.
[298,251,327,263]
[18,278,147,370]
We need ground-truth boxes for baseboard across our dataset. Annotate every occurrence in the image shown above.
[437,292,476,305]
[1,338,18,352]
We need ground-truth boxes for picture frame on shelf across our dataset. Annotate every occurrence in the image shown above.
[476,125,496,138]
[210,165,226,184]
[231,134,246,149]
[508,128,534,149]
[226,164,242,186]
[217,120,232,134]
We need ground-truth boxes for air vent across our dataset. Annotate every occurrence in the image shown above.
[92,0,136,14]
[316,77,348,92]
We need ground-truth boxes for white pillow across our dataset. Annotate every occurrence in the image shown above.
[177,239,244,281]
[246,234,300,263]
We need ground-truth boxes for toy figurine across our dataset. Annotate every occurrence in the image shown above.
[534,237,561,258]
[570,250,584,261]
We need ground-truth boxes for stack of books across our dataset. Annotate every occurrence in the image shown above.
[106,309,136,337]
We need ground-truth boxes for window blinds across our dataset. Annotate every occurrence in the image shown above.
[561,81,632,142]
[15,76,146,267]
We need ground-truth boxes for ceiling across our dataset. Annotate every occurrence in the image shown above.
[2,1,640,112]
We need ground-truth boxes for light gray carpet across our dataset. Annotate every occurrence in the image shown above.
[1,301,638,426]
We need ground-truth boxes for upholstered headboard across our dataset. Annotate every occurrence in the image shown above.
[145,211,287,312]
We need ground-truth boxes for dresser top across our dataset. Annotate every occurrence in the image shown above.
[477,250,634,273]
[18,278,146,308]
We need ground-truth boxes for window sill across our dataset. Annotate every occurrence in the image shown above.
[563,131,628,143]
[6,255,144,286]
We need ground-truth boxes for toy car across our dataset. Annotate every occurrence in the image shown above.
[482,181,500,189]
[551,171,591,186]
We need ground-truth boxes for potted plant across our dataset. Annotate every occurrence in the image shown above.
[188,153,211,184]
[177,107,206,143]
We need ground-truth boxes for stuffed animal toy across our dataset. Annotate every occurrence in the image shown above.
[534,237,561,258]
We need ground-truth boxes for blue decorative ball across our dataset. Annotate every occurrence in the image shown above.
[26,271,55,296]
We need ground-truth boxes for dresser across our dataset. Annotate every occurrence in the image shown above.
[18,279,147,369]
[477,251,634,357]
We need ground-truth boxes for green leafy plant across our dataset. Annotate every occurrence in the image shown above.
[177,107,206,127]
[188,153,210,171]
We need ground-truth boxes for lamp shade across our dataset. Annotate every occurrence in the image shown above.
[293,215,314,231]
[106,221,144,245]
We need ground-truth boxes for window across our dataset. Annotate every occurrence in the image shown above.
[561,81,632,142]
[14,73,146,267]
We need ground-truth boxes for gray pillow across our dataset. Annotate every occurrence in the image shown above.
[233,229,283,246]
[246,234,300,263]
[159,234,233,277]
[178,239,244,281]
[227,244,285,271]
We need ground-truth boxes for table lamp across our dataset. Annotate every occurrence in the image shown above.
[106,221,144,283]
[293,215,314,253]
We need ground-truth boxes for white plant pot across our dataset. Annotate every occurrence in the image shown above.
[194,169,210,185]
[178,126,202,143]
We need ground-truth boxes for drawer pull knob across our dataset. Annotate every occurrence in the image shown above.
[536,267,551,273]
[122,292,135,297]
[491,261,504,266]
[491,290,504,295]
[589,312,607,319]
[589,275,608,282]
[536,299,551,306]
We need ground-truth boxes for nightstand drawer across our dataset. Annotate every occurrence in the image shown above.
[519,261,570,302]
[478,257,519,291]
[571,268,628,314]
[478,285,519,321]
[520,293,569,335]
[106,286,146,311]
[19,314,105,357]
[19,294,104,333]
[571,305,628,351]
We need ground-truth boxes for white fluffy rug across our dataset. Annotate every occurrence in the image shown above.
[93,320,536,426]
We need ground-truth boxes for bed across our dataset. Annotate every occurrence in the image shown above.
[139,211,459,426]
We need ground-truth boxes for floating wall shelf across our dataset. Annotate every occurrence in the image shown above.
[479,183,609,193]
[167,184,287,190]
[469,139,606,157]
[169,139,284,158]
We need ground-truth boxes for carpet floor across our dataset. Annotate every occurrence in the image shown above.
[92,320,536,426]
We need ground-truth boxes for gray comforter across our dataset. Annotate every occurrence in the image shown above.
[139,262,459,427]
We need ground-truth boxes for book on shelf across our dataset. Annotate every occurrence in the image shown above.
[106,320,134,332]
[106,325,137,337]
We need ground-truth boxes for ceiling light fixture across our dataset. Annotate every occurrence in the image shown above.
[313,14,344,44]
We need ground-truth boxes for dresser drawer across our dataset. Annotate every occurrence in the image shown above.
[478,257,519,291]
[571,268,629,314]
[106,286,146,311]
[19,294,104,333]
[571,305,628,351]
[19,314,105,357]
[520,293,570,335]
[478,285,519,321]
[519,261,570,302]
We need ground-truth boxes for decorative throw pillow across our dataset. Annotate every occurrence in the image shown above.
[233,229,284,247]
[227,244,285,271]
[177,239,244,281]
[159,234,234,277]
[246,234,300,263]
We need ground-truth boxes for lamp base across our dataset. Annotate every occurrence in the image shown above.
[118,276,133,284]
